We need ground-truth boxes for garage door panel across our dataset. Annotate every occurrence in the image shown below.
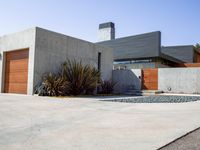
[5,72,28,83]
[6,59,28,73]
[4,83,27,94]
[4,49,29,94]
[6,49,29,60]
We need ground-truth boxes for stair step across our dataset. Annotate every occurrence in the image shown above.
[124,92,142,96]
[142,90,163,94]
[126,90,142,93]
[124,90,163,96]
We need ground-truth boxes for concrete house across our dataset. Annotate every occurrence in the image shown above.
[0,23,199,95]
[97,22,200,94]
[97,22,200,69]
[0,27,113,95]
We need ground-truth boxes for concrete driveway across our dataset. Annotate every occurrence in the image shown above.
[0,94,200,150]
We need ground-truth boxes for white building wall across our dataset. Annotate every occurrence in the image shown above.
[0,28,36,94]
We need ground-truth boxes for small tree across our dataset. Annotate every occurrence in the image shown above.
[195,43,200,51]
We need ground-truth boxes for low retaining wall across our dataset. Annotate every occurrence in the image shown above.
[112,68,200,94]
[158,68,200,94]
[112,69,141,93]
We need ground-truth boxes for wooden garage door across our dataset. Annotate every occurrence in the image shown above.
[142,68,158,90]
[4,49,29,94]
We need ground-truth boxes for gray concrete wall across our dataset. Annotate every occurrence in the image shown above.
[34,27,113,89]
[112,69,141,93]
[113,68,200,94]
[97,31,161,60]
[0,28,36,95]
[158,68,200,94]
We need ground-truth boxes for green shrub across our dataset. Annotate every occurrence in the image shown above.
[36,73,68,96]
[60,59,100,95]
[99,80,116,94]
[35,59,100,96]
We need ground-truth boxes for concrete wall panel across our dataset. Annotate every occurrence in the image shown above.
[158,68,200,94]
[112,69,141,93]
[34,28,113,89]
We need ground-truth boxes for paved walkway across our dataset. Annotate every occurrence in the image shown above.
[159,127,200,150]
[0,94,200,150]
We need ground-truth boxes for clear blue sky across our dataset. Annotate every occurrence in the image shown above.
[0,0,199,46]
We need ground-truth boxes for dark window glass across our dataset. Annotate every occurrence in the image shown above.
[98,52,101,71]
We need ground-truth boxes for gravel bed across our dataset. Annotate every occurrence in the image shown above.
[101,96,200,103]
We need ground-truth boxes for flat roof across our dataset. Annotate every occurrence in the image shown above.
[97,31,161,60]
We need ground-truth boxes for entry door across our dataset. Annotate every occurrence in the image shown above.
[4,49,29,94]
[142,68,158,90]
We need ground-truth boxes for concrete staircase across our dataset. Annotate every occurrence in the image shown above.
[124,86,163,96]
[124,85,142,96]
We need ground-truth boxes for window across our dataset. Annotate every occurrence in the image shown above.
[98,52,101,71]
[114,58,153,64]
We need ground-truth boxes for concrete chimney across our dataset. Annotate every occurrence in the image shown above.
[98,22,115,42]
